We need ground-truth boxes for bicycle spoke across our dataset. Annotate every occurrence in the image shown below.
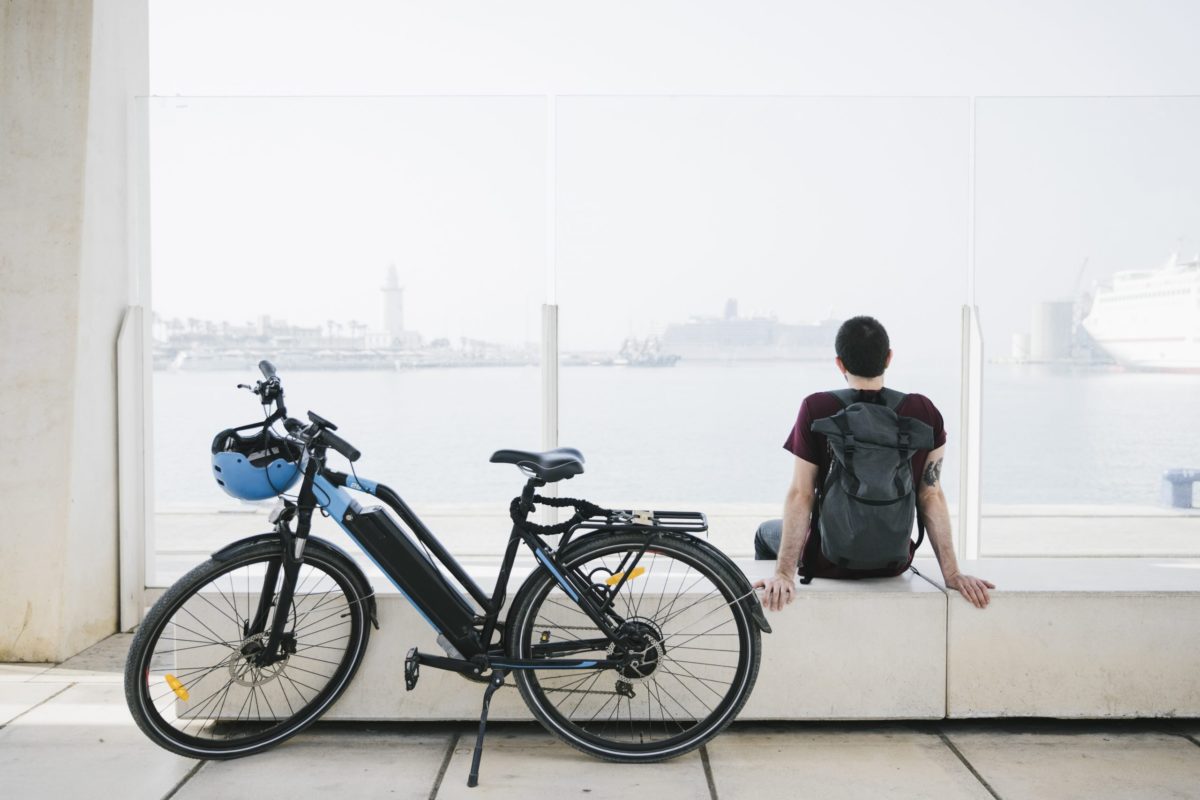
[520,538,754,753]
[135,553,362,751]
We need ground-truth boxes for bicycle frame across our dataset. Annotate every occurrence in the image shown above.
[255,445,646,676]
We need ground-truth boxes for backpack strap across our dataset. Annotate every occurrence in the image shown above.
[885,389,913,495]
[881,387,908,411]
[832,387,906,409]
[829,388,859,408]
[799,482,823,585]
[828,413,862,495]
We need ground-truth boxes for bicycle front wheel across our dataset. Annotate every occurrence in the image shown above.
[508,532,761,761]
[125,539,372,759]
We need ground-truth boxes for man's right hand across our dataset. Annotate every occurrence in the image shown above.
[753,573,797,612]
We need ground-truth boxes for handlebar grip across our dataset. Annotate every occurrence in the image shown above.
[259,360,277,379]
[319,428,360,463]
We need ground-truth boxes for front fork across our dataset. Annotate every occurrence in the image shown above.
[250,458,321,666]
[241,502,308,666]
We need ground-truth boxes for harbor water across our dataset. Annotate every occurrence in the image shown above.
[154,362,1200,512]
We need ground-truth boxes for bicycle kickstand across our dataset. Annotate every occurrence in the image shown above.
[467,669,507,788]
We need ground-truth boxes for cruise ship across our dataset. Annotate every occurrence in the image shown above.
[1081,252,1200,371]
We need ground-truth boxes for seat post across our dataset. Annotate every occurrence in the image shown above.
[518,477,545,516]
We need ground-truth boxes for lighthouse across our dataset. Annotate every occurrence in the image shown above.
[382,264,406,345]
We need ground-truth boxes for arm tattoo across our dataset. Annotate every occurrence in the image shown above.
[922,457,943,487]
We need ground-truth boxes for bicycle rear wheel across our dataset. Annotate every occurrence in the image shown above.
[125,539,371,759]
[508,532,760,761]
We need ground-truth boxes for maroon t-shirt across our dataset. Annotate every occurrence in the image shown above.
[783,388,947,578]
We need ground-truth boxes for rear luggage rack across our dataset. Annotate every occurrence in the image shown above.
[576,508,708,534]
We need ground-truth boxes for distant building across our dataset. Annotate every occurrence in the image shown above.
[1030,301,1074,361]
[661,299,840,361]
[382,264,406,338]
[370,264,421,349]
[152,264,534,370]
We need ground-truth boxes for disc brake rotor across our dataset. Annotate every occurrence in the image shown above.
[228,633,288,687]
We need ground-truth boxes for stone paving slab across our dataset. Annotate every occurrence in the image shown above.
[945,726,1200,800]
[30,633,132,684]
[706,724,991,800]
[435,724,711,799]
[175,726,452,799]
[0,682,195,799]
[0,663,54,682]
[0,682,70,726]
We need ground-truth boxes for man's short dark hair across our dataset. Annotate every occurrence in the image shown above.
[835,316,890,378]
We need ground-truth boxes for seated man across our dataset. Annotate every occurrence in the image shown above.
[753,315,994,611]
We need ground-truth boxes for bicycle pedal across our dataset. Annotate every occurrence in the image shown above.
[404,647,420,691]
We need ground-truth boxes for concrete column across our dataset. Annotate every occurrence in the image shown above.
[0,0,148,661]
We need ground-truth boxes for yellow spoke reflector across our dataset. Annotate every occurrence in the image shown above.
[165,673,189,702]
[605,567,646,586]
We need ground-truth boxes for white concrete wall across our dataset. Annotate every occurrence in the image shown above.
[316,559,948,721]
[923,559,1200,718]
[323,557,1198,721]
[0,0,147,661]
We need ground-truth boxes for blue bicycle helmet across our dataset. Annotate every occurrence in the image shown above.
[211,425,302,501]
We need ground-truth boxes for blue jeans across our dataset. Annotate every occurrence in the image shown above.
[753,518,784,560]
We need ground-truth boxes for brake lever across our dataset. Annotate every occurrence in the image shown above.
[236,380,272,397]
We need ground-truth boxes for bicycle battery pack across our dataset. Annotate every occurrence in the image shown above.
[343,506,481,654]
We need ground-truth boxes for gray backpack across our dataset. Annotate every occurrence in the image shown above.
[806,387,935,578]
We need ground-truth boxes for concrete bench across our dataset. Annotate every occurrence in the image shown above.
[322,558,947,721]
[917,558,1200,718]
[174,552,1200,721]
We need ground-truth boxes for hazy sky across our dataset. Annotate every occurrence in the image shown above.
[148,1,1200,358]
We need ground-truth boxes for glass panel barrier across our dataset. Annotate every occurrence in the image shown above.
[556,97,970,559]
[148,96,545,584]
[975,97,1200,556]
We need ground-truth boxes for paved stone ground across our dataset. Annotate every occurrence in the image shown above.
[3,635,1200,799]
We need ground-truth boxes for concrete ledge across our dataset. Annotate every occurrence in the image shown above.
[736,560,946,720]
[323,558,947,721]
[921,558,1200,718]
[175,553,1200,721]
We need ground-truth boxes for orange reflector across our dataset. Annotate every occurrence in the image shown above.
[165,673,189,702]
[606,567,646,586]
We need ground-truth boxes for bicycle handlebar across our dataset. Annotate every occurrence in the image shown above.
[261,382,359,462]
[317,427,361,463]
[281,414,361,463]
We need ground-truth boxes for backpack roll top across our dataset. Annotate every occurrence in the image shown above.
[808,390,936,572]
[810,403,935,502]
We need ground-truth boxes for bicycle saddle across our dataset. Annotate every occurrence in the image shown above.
[489,447,585,482]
